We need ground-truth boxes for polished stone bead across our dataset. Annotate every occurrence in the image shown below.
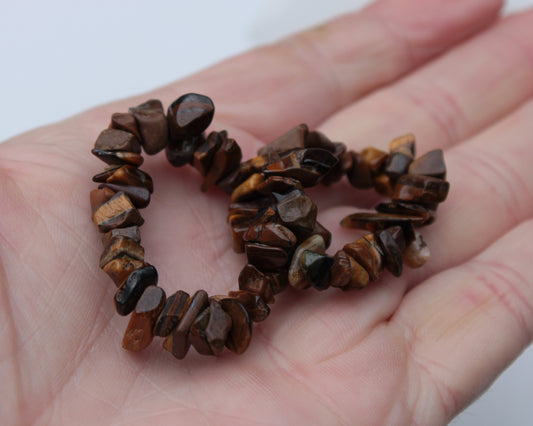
[375,201,434,224]
[264,148,337,187]
[228,197,271,219]
[166,133,205,167]
[300,250,334,290]
[205,300,232,355]
[220,298,253,355]
[102,225,141,247]
[305,130,336,152]
[91,166,120,183]
[375,229,403,277]
[386,134,416,180]
[243,222,297,249]
[321,142,348,185]
[275,189,317,233]
[167,93,214,140]
[408,149,446,178]
[94,128,141,154]
[267,271,289,295]
[202,137,242,192]
[162,290,208,359]
[257,176,303,197]
[239,154,271,181]
[153,290,190,337]
[390,134,416,156]
[392,174,450,204]
[189,307,214,356]
[110,112,142,142]
[102,255,144,287]
[289,235,325,289]
[91,148,144,166]
[386,225,406,252]
[404,231,430,268]
[295,221,332,248]
[330,250,370,289]
[227,290,270,322]
[129,99,168,155]
[245,242,289,271]
[90,187,115,214]
[114,265,158,316]
[347,147,388,188]
[231,173,265,202]
[257,124,308,156]
[99,236,144,269]
[122,286,166,351]
[238,264,275,304]
[343,235,384,281]
[97,165,153,193]
[373,173,394,196]
[92,192,144,233]
[229,213,259,253]
[192,131,225,176]
[99,183,150,209]
[340,212,424,232]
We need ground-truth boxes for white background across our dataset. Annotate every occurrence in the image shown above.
[1,1,532,424]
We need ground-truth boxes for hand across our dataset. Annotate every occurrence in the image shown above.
[2,0,532,424]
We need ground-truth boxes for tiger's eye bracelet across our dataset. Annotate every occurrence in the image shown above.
[89,93,449,360]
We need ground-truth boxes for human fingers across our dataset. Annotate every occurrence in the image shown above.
[392,219,533,424]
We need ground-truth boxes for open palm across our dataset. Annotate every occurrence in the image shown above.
[2,0,533,424]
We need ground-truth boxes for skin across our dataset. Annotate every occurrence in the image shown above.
[1,0,533,424]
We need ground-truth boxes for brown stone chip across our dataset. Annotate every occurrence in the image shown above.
[220,298,253,355]
[288,235,326,289]
[99,236,144,269]
[94,128,141,154]
[153,290,190,337]
[392,174,449,204]
[90,187,115,214]
[257,124,308,156]
[102,255,144,287]
[92,192,144,233]
[205,300,232,355]
[238,264,275,304]
[130,99,168,155]
[343,234,384,281]
[408,149,446,179]
[330,250,370,290]
[189,307,214,356]
[122,286,166,351]
[110,112,142,142]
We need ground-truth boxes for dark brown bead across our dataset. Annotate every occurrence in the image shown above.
[102,255,144,287]
[91,148,144,167]
[387,226,406,252]
[229,213,258,253]
[94,128,141,154]
[347,152,373,189]
[95,165,153,193]
[163,290,208,360]
[300,250,334,290]
[102,226,141,247]
[239,154,270,181]
[340,212,425,232]
[231,173,265,202]
[129,99,168,155]
[275,190,317,233]
[343,235,383,281]
[90,187,115,214]
[373,173,394,196]
[220,298,253,355]
[408,149,446,179]
[92,192,144,233]
[330,250,370,289]
[228,198,271,220]
[305,130,336,152]
[114,265,158,316]
[193,131,226,177]
[361,147,388,174]
[205,300,232,355]
[268,271,289,295]
[167,93,214,140]
[321,142,347,185]
[375,229,403,277]
[99,183,150,209]
[288,235,325,289]
[238,264,275,304]
[257,176,303,197]
[202,137,242,192]
[404,231,430,268]
[257,124,308,156]
[392,174,450,204]
[153,290,190,337]
[264,148,337,187]
[375,201,434,224]
[384,151,413,180]
[166,134,205,167]
[227,290,271,322]
[122,286,166,351]
[110,112,142,142]
[216,167,248,194]
[189,307,214,356]
[390,134,415,156]
[243,222,297,249]
[245,242,289,271]
[99,236,144,269]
